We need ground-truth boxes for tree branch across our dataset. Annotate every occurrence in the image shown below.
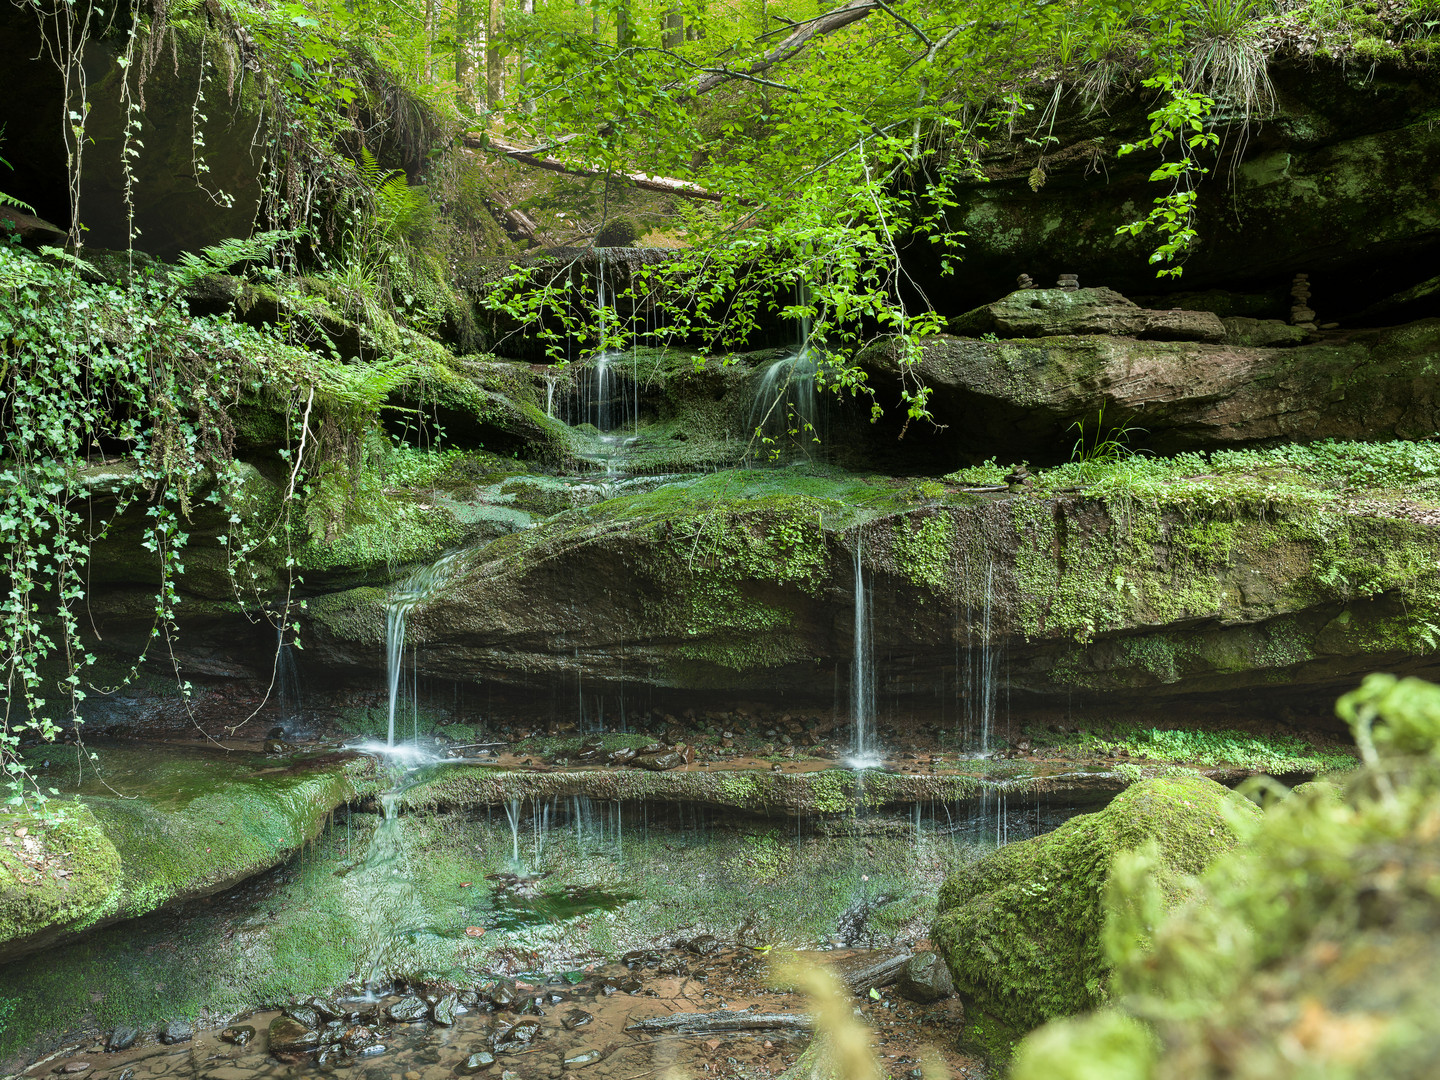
[691,0,878,96]
[465,134,727,202]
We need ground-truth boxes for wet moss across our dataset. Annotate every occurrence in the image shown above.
[0,748,375,963]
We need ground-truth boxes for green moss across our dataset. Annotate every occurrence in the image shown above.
[931,775,1261,1030]
[891,513,956,591]
[0,806,121,957]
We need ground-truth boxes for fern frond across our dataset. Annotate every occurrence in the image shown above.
[174,228,306,287]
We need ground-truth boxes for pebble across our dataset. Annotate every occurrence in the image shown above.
[159,1021,193,1045]
[458,1051,496,1074]
[221,1026,256,1047]
[55,1063,92,1075]
[564,1050,603,1070]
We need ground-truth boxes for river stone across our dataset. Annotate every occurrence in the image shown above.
[488,981,518,1007]
[55,1063,92,1075]
[932,775,1261,1030]
[106,1026,138,1051]
[433,994,459,1026]
[388,996,430,1023]
[304,997,345,1022]
[267,1016,321,1054]
[561,1010,594,1031]
[634,751,684,771]
[492,1018,543,1053]
[159,1021,193,1045]
[564,1050,603,1070]
[686,934,721,955]
[459,1052,496,1074]
[221,1025,256,1046]
[897,952,954,1003]
[285,1006,321,1029]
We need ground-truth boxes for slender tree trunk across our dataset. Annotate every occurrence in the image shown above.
[687,2,706,40]
[616,0,633,47]
[486,0,504,109]
[456,0,475,110]
[424,0,437,82]
[662,7,683,48]
[518,0,536,112]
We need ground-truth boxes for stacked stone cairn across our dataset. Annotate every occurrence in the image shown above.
[1290,273,1317,329]
[1016,272,1036,290]
[1057,273,1079,290]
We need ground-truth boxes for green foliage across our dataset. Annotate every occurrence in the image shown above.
[0,239,423,807]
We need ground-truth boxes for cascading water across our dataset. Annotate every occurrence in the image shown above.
[747,279,822,461]
[384,551,468,748]
[849,535,880,767]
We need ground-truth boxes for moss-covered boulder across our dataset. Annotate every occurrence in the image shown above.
[0,747,374,963]
[931,775,1260,1031]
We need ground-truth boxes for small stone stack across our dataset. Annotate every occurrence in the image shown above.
[1290,273,1316,329]
[1016,272,1036,290]
[1057,273,1079,290]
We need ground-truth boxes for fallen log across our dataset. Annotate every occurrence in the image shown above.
[626,1010,815,1035]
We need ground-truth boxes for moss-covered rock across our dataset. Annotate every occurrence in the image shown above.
[0,806,122,960]
[303,448,1440,719]
[931,775,1260,1031]
[859,318,1440,462]
[1009,674,1440,1080]
[0,747,375,964]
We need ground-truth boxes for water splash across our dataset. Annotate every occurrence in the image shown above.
[385,551,468,747]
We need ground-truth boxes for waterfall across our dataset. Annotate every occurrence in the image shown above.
[747,278,821,460]
[545,375,557,418]
[275,625,300,726]
[959,556,1006,754]
[748,352,819,459]
[505,797,523,866]
[849,536,879,766]
[384,551,467,747]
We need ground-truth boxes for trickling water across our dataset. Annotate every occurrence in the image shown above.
[274,626,301,725]
[849,536,879,767]
[957,556,1006,754]
[385,551,467,747]
[545,376,557,418]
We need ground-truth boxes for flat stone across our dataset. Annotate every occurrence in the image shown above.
[458,1052,496,1074]
[561,1010,594,1031]
[55,1063,92,1075]
[388,996,430,1023]
[564,1050,603,1069]
[951,287,1226,343]
[220,1025,256,1046]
